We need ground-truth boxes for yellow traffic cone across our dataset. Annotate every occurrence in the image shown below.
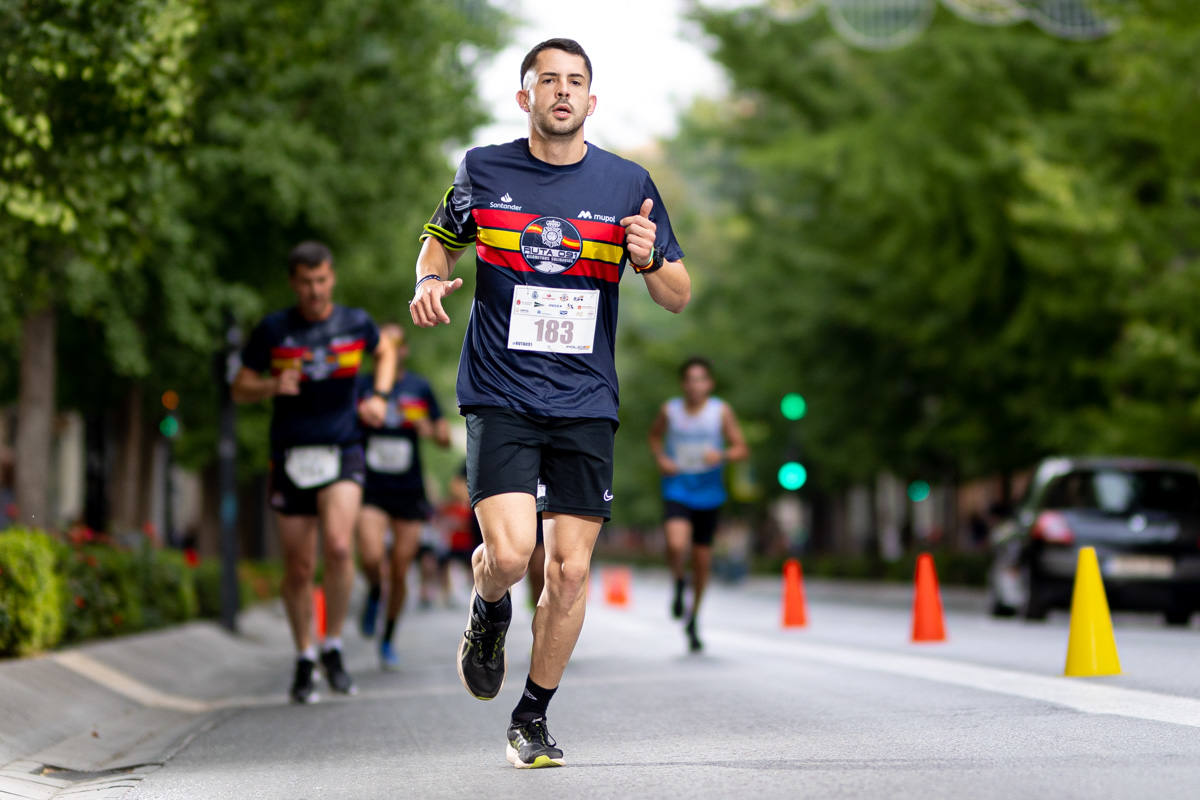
[1063,546,1121,677]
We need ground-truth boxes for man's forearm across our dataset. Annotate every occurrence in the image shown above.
[643,261,691,313]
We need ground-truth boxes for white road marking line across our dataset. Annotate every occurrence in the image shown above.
[592,608,1200,729]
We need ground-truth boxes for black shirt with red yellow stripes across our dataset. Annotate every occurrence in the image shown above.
[240,305,380,450]
[421,138,684,423]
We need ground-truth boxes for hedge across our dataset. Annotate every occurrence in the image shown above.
[0,525,282,657]
[0,528,65,656]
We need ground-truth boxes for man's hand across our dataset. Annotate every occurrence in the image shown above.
[357,395,388,428]
[655,452,680,476]
[275,369,301,396]
[409,276,464,327]
[703,448,725,467]
[411,416,435,439]
[620,198,657,267]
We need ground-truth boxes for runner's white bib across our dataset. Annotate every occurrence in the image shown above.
[507,285,600,354]
[284,445,341,489]
[365,435,413,474]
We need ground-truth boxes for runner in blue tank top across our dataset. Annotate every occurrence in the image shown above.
[233,241,397,704]
[409,38,692,769]
[648,357,749,652]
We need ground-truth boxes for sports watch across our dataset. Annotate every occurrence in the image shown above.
[632,246,664,275]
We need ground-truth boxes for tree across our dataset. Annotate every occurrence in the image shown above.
[0,0,198,527]
[605,2,1200,539]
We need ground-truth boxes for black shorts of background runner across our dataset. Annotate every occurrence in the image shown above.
[664,500,720,547]
[464,406,615,520]
[269,443,366,517]
[363,487,431,522]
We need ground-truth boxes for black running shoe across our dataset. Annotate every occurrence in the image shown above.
[320,648,358,695]
[506,716,564,769]
[457,590,510,700]
[671,580,685,620]
[290,658,319,704]
[685,615,703,653]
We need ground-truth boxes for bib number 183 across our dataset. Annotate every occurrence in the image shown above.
[534,318,574,345]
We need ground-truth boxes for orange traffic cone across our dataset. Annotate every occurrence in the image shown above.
[313,585,327,640]
[911,552,946,642]
[781,558,808,628]
[604,567,631,607]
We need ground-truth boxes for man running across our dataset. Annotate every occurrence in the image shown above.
[356,323,449,669]
[409,38,690,768]
[648,357,749,652]
[233,241,396,704]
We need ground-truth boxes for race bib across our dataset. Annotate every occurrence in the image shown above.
[284,445,341,489]
[365,436,413,474]
[507,286,599,354]
[674,442,713,474]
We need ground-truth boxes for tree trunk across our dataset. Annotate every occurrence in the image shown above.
[111,383,145,532]
[14,308,56,529]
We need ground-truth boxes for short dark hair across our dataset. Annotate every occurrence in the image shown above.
[288,241,333,275]
[519,38,592,89]
[679,356,713,381]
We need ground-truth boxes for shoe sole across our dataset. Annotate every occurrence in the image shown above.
[457,590,507,700]
[506,744,564,769]
[291,690,320,704]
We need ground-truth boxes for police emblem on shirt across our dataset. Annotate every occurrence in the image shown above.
[520,216,582,274]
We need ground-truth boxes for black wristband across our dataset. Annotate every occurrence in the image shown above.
[414,274,443,291]
[632,246,664,275]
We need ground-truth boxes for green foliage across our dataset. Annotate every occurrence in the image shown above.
[626,1,1200,516]
[59,540,145,642]
[0,528,65,655]
[132,544,198,628]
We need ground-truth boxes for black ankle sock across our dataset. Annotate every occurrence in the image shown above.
[475,591,512,623]
[674,578,685,596]
[512,675,557,723]
[382,617,397,643]
[367,583,382,604]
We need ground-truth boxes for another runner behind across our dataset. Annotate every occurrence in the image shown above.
[648,356,748,652]
[356,323,449,669]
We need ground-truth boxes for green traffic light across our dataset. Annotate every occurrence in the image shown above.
[780,393,807,421]
[160,415,179,438]
[778,461,807,491]
[908,480,931,503]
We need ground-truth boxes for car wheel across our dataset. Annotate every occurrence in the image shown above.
[1164,609,1192,627]
[1020,566,1049,622]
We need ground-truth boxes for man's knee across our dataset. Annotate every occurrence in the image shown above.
[323,536,353,565]
[284,555,316,586]
[486,545,531,584]
[546,557,589,600]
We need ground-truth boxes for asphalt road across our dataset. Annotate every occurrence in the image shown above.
[129,569,1200,799]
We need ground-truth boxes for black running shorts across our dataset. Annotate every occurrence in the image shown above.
[362,488,431,522]
[465,406,615,521]
[269,443,365,517]
[664,500,721,547]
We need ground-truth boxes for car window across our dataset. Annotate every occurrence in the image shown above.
[1041,469,1200,514]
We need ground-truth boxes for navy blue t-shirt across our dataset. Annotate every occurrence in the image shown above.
[357,371,443,492]
[421,139,684,423]
[240,305,380,450]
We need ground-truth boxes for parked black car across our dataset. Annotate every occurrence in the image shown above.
[988,456,1200,624]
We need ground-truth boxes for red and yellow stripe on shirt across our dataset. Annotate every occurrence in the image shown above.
[269,339,365,380]
[270,346,306,375]
[327,339,365,378]
[473,209,622,282]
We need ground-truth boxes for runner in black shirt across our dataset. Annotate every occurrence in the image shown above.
[410,39,691,768]
[355,323,450,670]
[234,241,396,704]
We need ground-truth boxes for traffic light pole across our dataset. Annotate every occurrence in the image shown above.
[217,313,241,632]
